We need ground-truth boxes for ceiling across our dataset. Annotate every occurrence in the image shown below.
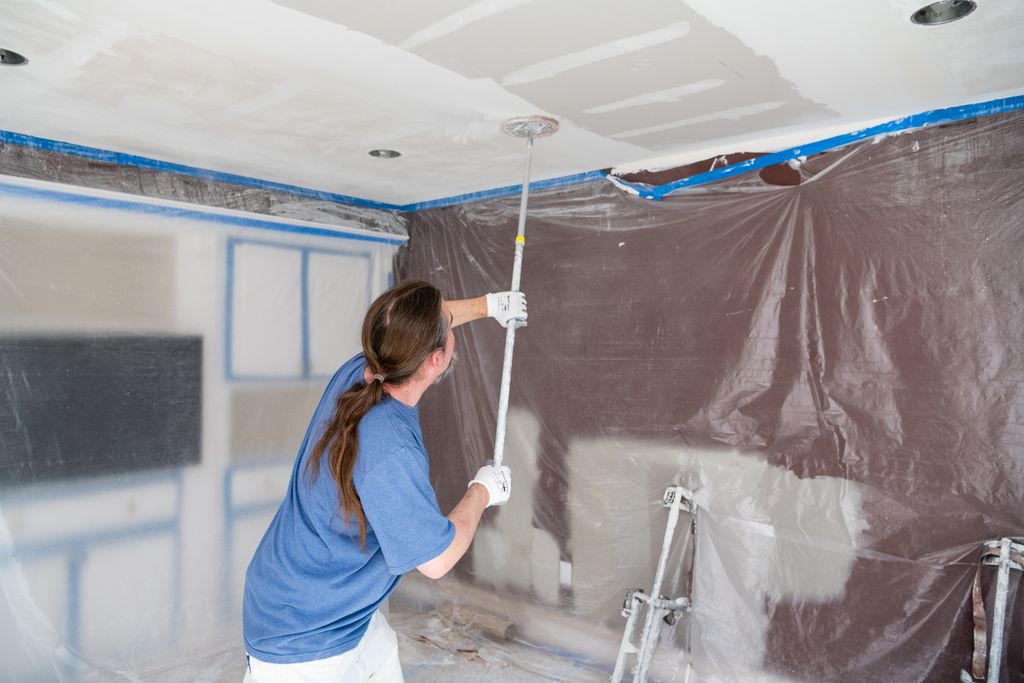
[2,0,1023,206]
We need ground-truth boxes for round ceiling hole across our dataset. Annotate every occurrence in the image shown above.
[368,149,401,159]
[911,0,977,25]
[0,49,29,66]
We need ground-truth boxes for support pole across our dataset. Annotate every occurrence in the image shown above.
[986,538,1012,683]
[633,487,688,682]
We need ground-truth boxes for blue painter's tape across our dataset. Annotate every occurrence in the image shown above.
[1,129,610,214]
[172,469,184,644]
[614,94,1024,199]
[0,519,179,562]
[0,130,404,211]
[66,554,83,651]
[9,94,1018,214]
[224,237,373,381]
[222,461,292,619]
[397,169,608,211]
[221,467,234,619]
[225,239,238,382]
[301,250,311,379]
[0,180,407,245]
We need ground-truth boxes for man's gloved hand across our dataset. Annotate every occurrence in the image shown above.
[485,291,527,328]
[469,464,512,507]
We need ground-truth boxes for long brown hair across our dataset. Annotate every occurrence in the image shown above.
[305,279,448,546]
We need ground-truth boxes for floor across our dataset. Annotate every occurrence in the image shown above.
[112,600,609,682]
[389,600,610,683]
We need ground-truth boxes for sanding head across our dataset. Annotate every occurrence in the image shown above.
[501,115,559,139]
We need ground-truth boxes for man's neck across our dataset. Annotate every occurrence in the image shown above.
[363,366,430,407]
[385,379,429,407]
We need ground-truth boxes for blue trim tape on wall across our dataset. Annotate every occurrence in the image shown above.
[0,179,406,246]
[612,94,1024,200]
[224,237,374,382]
[4,94,1022,211]
[0,129,404,212]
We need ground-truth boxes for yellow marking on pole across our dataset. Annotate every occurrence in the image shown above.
[516,236,525,245]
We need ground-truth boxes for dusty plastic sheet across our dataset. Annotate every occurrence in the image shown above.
[0,177,401,682]
[0,139,409,236]
[398,111,1024,682]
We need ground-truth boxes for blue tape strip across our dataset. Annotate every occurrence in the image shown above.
[8,94,1018,214]
[221,466,235,619]
[225,239,237,381]
[0,180,407,245]
[0,129,404,211]
[397,169,607,211]
[0,519,179,562]
[615,94,1024,199]
[301,249,311,378]
[223,237,373,381]
[1,128,608,214]
[66,553,83,651]
[172,469,184,644]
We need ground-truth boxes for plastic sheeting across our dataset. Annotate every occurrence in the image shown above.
[399,111,1024,681]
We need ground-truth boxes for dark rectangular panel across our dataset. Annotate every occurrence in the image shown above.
[0,335,202,486]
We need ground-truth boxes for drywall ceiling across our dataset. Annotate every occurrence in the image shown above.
[2,0,1022,205]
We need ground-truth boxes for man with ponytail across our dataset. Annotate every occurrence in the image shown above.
[241,280,525,682]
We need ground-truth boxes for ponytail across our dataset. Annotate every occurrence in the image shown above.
[305,280,448,547]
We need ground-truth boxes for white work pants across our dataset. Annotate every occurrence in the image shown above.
[243,611,404,683]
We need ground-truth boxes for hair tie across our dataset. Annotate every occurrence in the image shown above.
[372,373,386,383]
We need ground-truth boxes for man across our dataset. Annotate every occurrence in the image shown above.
[243,280,526,682]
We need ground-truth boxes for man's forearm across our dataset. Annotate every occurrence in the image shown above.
[443,297,488,328]
[417,484,489,579]
[447,483,489,559]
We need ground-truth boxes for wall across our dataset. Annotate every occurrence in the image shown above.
[0,171,401,682]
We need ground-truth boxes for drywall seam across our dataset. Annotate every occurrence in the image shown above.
[0,174,407,246]
[611,93,1024,199]
[0,130,405,212]
[501,22,691,86]
[398,0,535,49]
[581,79,725,115]
[609,101,789,140]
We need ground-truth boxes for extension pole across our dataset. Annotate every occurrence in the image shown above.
[492,133,535,468]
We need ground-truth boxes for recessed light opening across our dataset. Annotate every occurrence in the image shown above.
[368,149,401,159]
[911,0,977,25]
[0,49,28,66]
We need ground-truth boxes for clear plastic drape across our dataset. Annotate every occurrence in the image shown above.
[400,111,1024,682]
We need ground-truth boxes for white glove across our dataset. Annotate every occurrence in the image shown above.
[485,291,527,328]
[469,464,512,507]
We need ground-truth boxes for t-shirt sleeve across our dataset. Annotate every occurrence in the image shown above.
[358,447,456,575]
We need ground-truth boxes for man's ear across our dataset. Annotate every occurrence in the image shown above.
[429,347,445,370]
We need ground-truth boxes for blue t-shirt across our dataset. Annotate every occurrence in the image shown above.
[242,353,456,663]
